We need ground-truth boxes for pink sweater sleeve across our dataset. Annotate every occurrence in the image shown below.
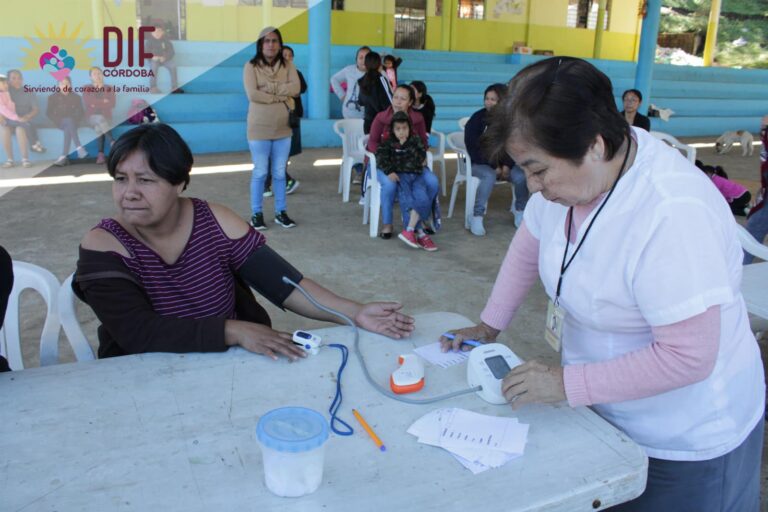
[563,306,721,406]
[480,222,540,330]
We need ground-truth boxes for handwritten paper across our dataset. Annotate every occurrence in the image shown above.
[408,408,529,474]
[413,342,469,368]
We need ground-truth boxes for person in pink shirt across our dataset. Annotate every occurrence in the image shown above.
[0,75,30,168]
[698,162,751,216]
[441,58,764,511]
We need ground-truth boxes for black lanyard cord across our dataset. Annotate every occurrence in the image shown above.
[555,135,633,303]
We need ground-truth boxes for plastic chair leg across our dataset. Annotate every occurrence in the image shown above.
[369,187,381,238]
[439,161,447,197]
[341,158,353,203]
[448,178,461,218]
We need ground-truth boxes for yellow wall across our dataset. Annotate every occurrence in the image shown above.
[1,0,643,61]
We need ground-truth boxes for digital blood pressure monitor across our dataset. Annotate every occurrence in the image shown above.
[467,343,523,404]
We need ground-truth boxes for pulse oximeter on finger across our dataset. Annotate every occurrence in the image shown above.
[467,343,523,404]
[292,330,321,355]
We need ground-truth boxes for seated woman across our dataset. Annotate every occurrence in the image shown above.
[366,84,438,240]
[621,89,651,131]
[73,123,414,359]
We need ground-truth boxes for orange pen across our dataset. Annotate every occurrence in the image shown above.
[352,408,386,452]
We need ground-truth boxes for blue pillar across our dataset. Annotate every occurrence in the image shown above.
[308,0,331,119]
[633,0,661,109]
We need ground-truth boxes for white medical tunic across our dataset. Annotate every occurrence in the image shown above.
[524,128,765,461]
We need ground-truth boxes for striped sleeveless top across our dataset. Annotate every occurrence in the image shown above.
[96,198,265,319]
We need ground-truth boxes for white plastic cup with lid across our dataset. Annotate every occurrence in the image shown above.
[256,406,330,497]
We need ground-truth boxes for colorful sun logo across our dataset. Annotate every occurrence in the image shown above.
[39,45,75,80]
[20,23,96,79]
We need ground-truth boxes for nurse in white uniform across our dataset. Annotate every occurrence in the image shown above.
[441,57,765,511]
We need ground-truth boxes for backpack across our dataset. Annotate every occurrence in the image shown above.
[126,99,160,125]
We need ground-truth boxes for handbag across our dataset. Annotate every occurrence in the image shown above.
[285,103,300,128]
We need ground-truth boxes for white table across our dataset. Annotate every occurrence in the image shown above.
[0,312,647,511]
[742,262,768,321]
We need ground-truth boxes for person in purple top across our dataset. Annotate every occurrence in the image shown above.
[73,123,415,359]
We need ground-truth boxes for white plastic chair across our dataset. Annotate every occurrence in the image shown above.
[0,261,61,370]
[58,273,96,362]
[429,130,447,197]
[362,144,434,238]
[650,131,697,163]
[446,131,481,229]
[333,119,365,202]
[736,223,768,261]
[458,117,469,130]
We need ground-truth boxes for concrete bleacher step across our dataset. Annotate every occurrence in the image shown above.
[2,36,768,161]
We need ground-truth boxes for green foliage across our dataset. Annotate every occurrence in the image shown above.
[660,0,768,68]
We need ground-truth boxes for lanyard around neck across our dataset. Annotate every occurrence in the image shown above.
[555,136,633,305]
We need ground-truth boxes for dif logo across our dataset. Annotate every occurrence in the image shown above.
[102,26,156,77]
[39,45,75,80]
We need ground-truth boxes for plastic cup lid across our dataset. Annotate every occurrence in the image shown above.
[256,407,329,453]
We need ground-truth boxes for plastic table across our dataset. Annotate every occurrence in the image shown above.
[0,312,647,511]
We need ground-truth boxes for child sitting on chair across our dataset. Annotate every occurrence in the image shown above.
[375,111,438,252]
[698,161,752,216]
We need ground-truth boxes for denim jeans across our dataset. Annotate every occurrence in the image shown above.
[377,167,439,227]
[744,203,768,264]
[471,163,498,217]
[150,58,178,89]
[248,137,291,214]
[58,118,82,156]
[509,165,529,212]
[397,173,433,225]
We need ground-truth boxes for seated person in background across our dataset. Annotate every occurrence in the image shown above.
[0,75,31,168]
[383,54,402,92]
[367,85,437,240]
[47,76,87,166]
[744,115,768,264]
[73,123,414,359]
[410,81,435,133]
[465,83,529,235]
[376,112,438,252]
[698,162,751,217]
[82,67,116,165]
[8,70,46,154]
[621,89,651,131]
[145,25,184,95]
[0,245,12,372]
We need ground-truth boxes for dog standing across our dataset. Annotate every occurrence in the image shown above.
[715,130,754,156]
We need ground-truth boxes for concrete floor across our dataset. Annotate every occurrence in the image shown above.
[0,137,766,507]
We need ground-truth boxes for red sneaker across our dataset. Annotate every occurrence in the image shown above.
[417,234,438,252]
[398,230,419,249]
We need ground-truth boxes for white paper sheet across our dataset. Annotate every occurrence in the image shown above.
[413,342,470,368]
[408,408,529,473]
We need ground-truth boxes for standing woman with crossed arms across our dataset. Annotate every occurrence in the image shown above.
[243,27,300,231]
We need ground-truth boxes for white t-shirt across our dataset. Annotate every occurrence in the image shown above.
[524,128,765,461]
[330,64,365,119]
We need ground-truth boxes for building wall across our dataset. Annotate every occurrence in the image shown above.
[1,0,642,61]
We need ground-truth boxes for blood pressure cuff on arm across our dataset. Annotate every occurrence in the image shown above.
[236,245,304,310]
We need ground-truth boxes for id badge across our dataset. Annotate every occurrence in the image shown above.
[544,299,566,352]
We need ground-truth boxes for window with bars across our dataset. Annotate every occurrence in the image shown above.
[566,0,610,29]
[332,0,344,9]
[458,0,484,20]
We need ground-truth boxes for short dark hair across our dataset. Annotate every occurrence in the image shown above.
[7,69,21,80]
[390,110,412,134]
[484,83,506,99]
[622,89,643,102]
[356,46,371,58]
[282,45,294,56]
[484,57,628,166]
[250,28,285,68]
[107,123,193,189]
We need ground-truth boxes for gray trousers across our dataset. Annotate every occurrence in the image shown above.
[610,418,764,511]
